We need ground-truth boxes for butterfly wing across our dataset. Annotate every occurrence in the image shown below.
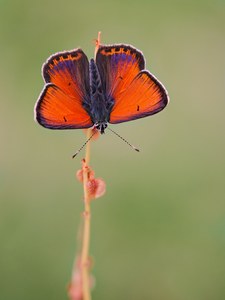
[109,70,168,124]
[35,49,93,129]
[96,45,168,124]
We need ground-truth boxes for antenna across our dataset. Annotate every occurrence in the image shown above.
[72,130,97,158]
[108,127,140,152]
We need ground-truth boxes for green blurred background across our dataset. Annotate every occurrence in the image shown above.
[1,0,225,299]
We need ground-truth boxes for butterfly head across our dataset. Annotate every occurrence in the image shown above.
[94,122,108,134]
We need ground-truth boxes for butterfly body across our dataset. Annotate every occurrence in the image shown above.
[35,44,169,133]
[87,59,113,133]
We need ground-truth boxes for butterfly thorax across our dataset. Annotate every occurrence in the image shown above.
[89,59,111,134]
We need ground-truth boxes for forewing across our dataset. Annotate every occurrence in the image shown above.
[96,44,168,124]
[96,44,145,99]
[35,49,93,129]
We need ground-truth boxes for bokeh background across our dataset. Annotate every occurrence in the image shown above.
[1,0,225,299]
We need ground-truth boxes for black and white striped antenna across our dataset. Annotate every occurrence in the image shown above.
[108,127,140,152]
[72,127,140,158]
[72,130,97,158]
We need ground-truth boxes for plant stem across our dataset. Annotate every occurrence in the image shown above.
[94,31,101,59]
[81,32,101,300]
[81,129,92,300]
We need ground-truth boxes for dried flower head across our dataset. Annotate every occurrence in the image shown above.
[86,178,106,199]
[76,159,106,200]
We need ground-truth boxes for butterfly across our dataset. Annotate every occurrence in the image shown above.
[35,44,169,134]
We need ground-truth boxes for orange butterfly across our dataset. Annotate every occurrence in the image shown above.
[35,44,169,134]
